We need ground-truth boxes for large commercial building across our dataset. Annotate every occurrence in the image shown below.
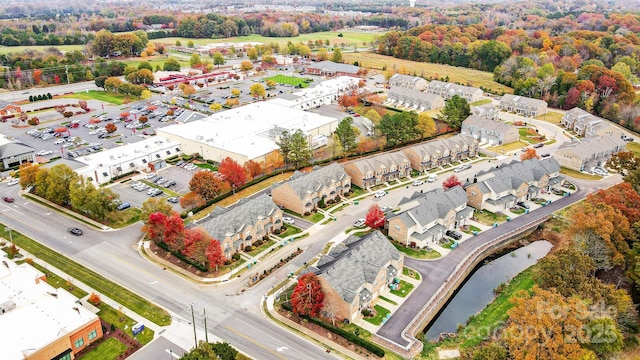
[1,259,103,360]
[267,76,359,110]
[157,101,339,165]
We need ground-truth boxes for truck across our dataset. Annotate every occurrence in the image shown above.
[311,134,328,149]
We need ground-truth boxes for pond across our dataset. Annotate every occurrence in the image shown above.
[424,240,552,340]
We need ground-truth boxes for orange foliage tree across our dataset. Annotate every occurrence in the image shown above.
[189,171,229,201]
[219,157,247,188]
[244,160,263,180]
[180,192,206,210]
[520,148,539,161]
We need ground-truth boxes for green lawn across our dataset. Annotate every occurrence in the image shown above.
[265,74,310,88]
[65,91,136,105]
[559,167,601,180]
[1,223,171,326]
[627,141,640,157]
[80,338,127,360]
[403,266,421,280]
[534,111,563,125]
[486,140,529,154]
[122,56,190,70]
[461,225,482,235]
[392,242,441,259]
[277,224,302,238]
[364,304,391,326]
[0,44,84,55]
[390,280,414,297]
[473,210,509,226]
[378,296,398,305]
[97,303,154,345]
[246,239,276,257]
[470,99,493,106]
[105,208,142,229]
[28,261,89,299]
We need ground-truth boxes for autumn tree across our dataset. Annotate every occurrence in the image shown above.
[219,157,247,188]
[243,160,263,180]
[231,88,241,98]
[213,51,225,67]
[189,171,228,201]
[240,61,253,71]
[180,192,206,210]
[141,197,174,222]
[163,213,185,253]
[520,148,539,161]
[18,162,39,188]
[470,343,507,360]
[143,212,168,243]
[337,91,359,109]
[105,123,117,133]
[365,204,385,228]
[607,151,637,175]
[416,112,436,139]
[209,103,222,113]
[87,293,101,306]
[442,175,462,190]
[180,84,196,97]
[334,117,358,153]
[265,151,284,173]
[182,228,211,268]
[365,109,381,125]
[45,164,77,205]
[225,98,239,107]
[250,83,266,99]
[206,238,225,271]
[535,246,597,298]
[329,133,344,158]
[331,48,343,63]
[290,273,325,317]
[439,95,470,129]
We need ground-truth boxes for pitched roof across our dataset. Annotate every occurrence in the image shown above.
[0,142,34,158]
[347,151,408,174]
[426,80,481,96]
[275,162,348,199]
[398,186,467,225]
[556,136,626,159]
[307,61,360,74]
[462,115,517,135]
[388,86,442,102]
[315,231,401,303]
[389,74,424,85]
[405,134,477,159]
[200,193,279,240]
[500,94,547,107]
[471,158,560,194]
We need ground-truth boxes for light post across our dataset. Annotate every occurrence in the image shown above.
[202,307,208,343]
[5,227,13,245]
[188,303,197,348]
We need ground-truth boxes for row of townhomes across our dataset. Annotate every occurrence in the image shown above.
[425,80,484,103]
[308,231,404,322]
[343,151,412,188]
[560,107,623,138]
[386,86,445,111]
[465,158,563,213]
[471,103,500,120]
[271,162,351,215]
[554,136,627,172]
[200,194,284,258]
[461,115,519,146]
[498,94,548,117]
[388,74,428,91]
[387,186,472,248]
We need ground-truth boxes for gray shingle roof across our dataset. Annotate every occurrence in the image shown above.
[557,136,626,159]
[276,162,348,199]
[462,115,516,136]
[471,158,560,194]
[315,231,401,303]
[426,80,481,96]
[500,94,547,107]
[200,193,279,240]
[0,142,34,158]
[347,151,408,175]
[389,74,423,85]
[307,61,360,74]
[399,186,467,227]
[388,87,442,102]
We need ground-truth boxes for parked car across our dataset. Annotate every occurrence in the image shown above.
[144,173,157,180]
[3,196,14,203]
[354,218,366,227]
[541,153,551,158]
[7,179,19,186]
[36,150,53,156]
[54,139,66,145]
[593,168,608,176]
[412,180,424,186]
[427,174,437,183]
[282,216,295,225]
[164,180,176,188]
[533,143,544,148]
[68,227,83,236]
[167,197,179,203]
[380,206,393,213]
[374,190,386,198]
[116,202,131,211]
[454,164,472,173]
[445,230,462,240]
[517,201,530,209]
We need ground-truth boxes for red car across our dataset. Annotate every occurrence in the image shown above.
[3,196,14,203]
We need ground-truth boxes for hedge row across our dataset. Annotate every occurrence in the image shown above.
[29,93,52,102]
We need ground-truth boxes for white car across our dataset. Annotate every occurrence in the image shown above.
[36,150,53,156]
[354,218,366,227]
[7,179,19,186]
[54,139,66,145]
[282,217,295,225]
[374,190,386,198]
[427,174,437,183]
[412,180,424,186]
[380,206,393,213]
[144,173,157,180]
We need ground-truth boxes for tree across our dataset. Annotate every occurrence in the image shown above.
[290,273,325,317]
[95,76,108,89]
[87,293,101,306]
[250,83,266,99]
[180,84,196,97]
[520,148,539,161]
[377,111,420,146]
[143,212,168,243]
[316,48,329,61]
[209,103,222,113]
[206,239,225,271]
[181,341,238,360]
[105,123,117,134]
[18,163,39,188]
[182,228,211,268]
[471,343,507,360]
[240,61,253,71]
[331,48,343,63]
[163,213,185,252]
[416,112,436,139]
[138,116,149,124]
[535,246,597,299]
[189,171,228,201]
[244,160,263,180]
[334,117,357,153]
[247,47,258,61]
[439,95,470,129]
[141,90,152,100]
[141,197,174,222]
[231,88,241,98]
[607,151,637,175]
[337,91,359,109]
[265,79,276,89]
[163,58,181,71]
[328,133,344,158]
[442,175,462,190]
[365,204,385,228]
[288,130,312,168]
[365,109,381,125]
[219,157,247,188]
[45,164,77,205]
[180,192,205,210]
[276,131,293,166]
[213,51,225,67]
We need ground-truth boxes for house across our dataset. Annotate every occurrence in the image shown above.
[387,186,472,248]
[271,162,351,214]
[0,141,35,170]
[465,158,562,212]
[0,100,21,117]
[553,136,626,172]
[388,74,428,91]
[200,194,283,258]
[471,103,499,120]
[461,115,519,145]
[402,134,479,172]
[306,61,361,77]
[499,94,548,117]
[386,87,445,111]
[1,258,103,360]
[560,108,623,138]
[310,231,403,322]
[425,81,483,103]
[342,151,411,188]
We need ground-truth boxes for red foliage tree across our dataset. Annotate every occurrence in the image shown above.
[337,90,359,109]
[143,212,168,243]
[291,273,325,317]
[182,228,210,268]
[563,87,580,110]
[189,171,229,201]
[54,74,60,84]
[442,175,462,190]
[243,159,263,180]
[206,239,225,271]
[365,204,385,228]
[219,157,247,188]
[163,213,185,253]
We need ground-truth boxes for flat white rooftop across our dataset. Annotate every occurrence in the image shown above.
[0,259,98,359]
[158,101,337,160]
[73,136,181,169]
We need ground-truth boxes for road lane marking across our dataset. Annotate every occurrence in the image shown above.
[224,325,287,360]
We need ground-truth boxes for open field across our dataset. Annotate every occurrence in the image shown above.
[534,111,564,124]
[153,31,383,48]
[80,338,127,360]
[265,74,310,87]
[627,141,640,157]
[65,90,136,105]
[343,53,513,95]
[0,44,84,55]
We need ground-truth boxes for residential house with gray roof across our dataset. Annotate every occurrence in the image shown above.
[553,136,626,172]
[461,115,519,145]
[499,94,548,117]
[387,86,444,111]
[561,107,622,138]
[388,74,428,91]
[465,158,562,212]
[471,103,499,120]
[402,134,478,172]
[271,162,351,214]
[343,151,411,188]
[305,61,361,77]
[425,80,483,103]
[387,186,472,248]
[200,193,283,258]
[309,231,403,321]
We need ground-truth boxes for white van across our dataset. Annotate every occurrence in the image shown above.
[427,174,437,183]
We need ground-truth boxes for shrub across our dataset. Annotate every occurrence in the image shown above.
[63,111,73,118]
[361,308,371,316]
[232,253,241,261]
[244,245,253,252]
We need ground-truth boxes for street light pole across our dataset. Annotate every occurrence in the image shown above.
[202,307,208,343]
[189,303,197,348]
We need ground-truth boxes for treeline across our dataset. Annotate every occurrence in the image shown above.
[0,27,90,47]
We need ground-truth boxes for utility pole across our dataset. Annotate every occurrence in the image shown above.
[189,303,197,348]
[65,65,70,84]
[202,307,208,343]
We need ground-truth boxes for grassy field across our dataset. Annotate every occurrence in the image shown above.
[559,167,601,180]
[390,280,414,297]
[0,44,84,55]
[342,52,513,95]
[154,31,383,48]
[474,210,509,226]
[486,140,529,154]
[97,303,154,344]
[364,304,391,326]
[122,56,190,70]
[265,74,310,88]
[627,141,640,157]
[393,242,441,259]
[534,111,564,124]
[65,90,136,105]
[81,338,127,360]
[1,223,172,326]
[28,261,89,299]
